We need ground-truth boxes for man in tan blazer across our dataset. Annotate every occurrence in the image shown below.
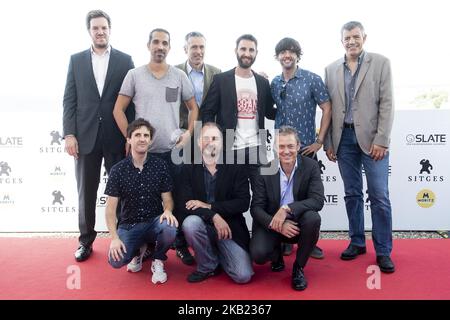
[175,31,221,265]
[324,21,395,273]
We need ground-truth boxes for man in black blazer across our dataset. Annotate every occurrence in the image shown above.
[178,122,253,283]
[63,10,135,262]
[250,126,325,290]
[200,34,276,185]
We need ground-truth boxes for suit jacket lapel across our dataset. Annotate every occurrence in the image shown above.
[336,60,346,106]
[101,48,117,99]
[83,49,100,99]
[354,53,371,97]
[226,69,238,124]
[270,171,281,206]
[202,65,213,104]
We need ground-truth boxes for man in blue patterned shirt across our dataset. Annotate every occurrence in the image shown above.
[271,37,331,259]
[105,118,178,284]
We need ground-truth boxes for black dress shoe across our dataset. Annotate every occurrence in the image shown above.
[376,255,395,273]
[187,266,221,283]
[282,243,293,256]
[291,263,307,291]
[74,245,92,262]
[340,244,366,260]
[271,255,285,272]
[310,245,324,259]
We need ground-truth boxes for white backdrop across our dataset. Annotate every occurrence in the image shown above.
[1,110,449,231]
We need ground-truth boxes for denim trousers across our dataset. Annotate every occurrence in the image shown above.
[109,215,177,268]
[182,215,254,284]
[336,127,392,256]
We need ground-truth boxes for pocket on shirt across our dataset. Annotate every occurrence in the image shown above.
[165,87,179,103]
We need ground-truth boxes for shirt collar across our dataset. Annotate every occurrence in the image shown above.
[187,62,204,75]
[91,45,111,57]
[343,50,365,66]
[278,158,298,179]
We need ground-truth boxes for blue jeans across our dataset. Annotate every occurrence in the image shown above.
[182,215,254,283]
[109,216,177,268]
[336,128,392,256]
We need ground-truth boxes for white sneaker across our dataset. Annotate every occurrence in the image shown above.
[151,259,167,284]
[126,244,147,273]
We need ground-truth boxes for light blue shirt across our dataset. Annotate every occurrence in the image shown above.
[279,159,298,207]
[187,63,204,107]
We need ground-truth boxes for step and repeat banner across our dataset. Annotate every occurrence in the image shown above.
[0,110,449,231]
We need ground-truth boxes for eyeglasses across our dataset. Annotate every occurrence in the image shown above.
[280,83,287,100]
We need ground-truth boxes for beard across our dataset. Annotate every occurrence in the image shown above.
[236,54,255,69]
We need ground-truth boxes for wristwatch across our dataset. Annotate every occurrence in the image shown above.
[315,137,323,145]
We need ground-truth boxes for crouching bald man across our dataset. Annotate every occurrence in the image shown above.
[178,122,254,284]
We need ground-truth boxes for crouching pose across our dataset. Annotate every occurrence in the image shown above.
[179,122,254,283]
[105,118,177,284]
[250,126,325,291]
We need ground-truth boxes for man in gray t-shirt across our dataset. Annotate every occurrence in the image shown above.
[113,28,199,268]
[113,28,198,154]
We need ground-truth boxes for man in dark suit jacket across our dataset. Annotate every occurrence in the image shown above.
[201,34,276,185]
[63,10,134,262]
[178,122,253,284]
[173,31,221,266]
[250,126,324,291]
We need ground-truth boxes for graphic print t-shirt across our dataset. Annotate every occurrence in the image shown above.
[233,75,259,150]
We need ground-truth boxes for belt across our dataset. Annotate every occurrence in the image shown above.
[344,123,355,129]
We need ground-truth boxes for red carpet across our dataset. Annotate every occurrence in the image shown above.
[1,238,449,300]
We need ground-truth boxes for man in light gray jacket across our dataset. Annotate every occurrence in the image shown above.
[324,21,395,273]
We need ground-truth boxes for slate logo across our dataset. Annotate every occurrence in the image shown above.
[319,159,337,182]
[416,189,436,208]
[324,194,339,206]
[0,161,23,184]
[41,191,76,213]
[406,134,447,146]
[39,130,64,153]
[0,194,14,205]
[0,137,23,148]
[408,159,444,182]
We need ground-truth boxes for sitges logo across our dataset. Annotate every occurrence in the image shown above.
[408,159,444,182]
[0,161,23,184]
[41,190,76,213]
[40,130,64,153]
[318,159,337,182]
[416,189,436,208]
[0,137,23,148]
[406,133,447,145]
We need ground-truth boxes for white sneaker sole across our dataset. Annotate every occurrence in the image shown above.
[151,275,167,284]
